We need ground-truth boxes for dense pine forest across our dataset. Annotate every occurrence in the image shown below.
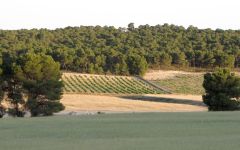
[1,23,240,75]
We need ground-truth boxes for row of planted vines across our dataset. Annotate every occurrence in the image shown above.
[151,74,205,95]
[62,73,165,94]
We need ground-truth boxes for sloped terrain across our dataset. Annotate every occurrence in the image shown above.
[62,73,166,94]
[144,70,204,95]
[145,70,240,95]
[151,74,205,95]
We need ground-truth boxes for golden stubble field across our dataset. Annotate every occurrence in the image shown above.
[61,94,207,113]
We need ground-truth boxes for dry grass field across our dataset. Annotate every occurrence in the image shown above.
[61,94,207,113]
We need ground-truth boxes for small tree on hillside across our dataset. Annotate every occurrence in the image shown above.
[202,68,240,111]
[127,54,148,76]
[159,52,172,67]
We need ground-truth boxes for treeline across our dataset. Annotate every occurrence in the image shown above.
[1,23,240,75]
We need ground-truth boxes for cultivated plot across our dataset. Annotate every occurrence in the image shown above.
[63,73,166,94]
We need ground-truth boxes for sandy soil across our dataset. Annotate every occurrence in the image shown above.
[143,70,203,80]
[61,94,207,113]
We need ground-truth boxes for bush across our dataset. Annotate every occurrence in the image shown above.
[202,68,240,111]
[0,106,5,118]
[27,99,65,116]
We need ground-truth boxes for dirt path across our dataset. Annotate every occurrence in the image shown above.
[61,94,207,113]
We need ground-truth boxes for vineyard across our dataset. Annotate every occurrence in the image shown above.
[62,73,166,94]
[151,74,205,95]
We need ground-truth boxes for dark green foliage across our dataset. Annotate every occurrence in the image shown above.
[0,52,64,117]
[0,87,5,117]
[0,23,240,75]
[0,106,4,118]
[0,52,5,117]
[0,52,25,117]
[214,53,235,68]
[159,52,172,67]
[202,69,240,111]
[27,98,64,116]
[0,83,5,118]
[127,54,148,76]
[171,52,188,67]
[14,53,64,116]
[5,80,25,117]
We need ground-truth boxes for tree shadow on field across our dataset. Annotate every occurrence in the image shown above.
[118,95,205,107]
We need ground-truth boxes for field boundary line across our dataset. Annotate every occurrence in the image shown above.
[136,76,172,94]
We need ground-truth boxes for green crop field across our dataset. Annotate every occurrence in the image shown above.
[63,73,166,94]
[151,74,205,95]
[1,112,240,150]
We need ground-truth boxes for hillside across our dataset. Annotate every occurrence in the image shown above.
[144,70,204,95]
[144,70,205,95]
[1,24,240,77]
[62,73,166,94]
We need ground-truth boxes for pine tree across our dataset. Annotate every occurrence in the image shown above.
[14,53,64,116]
[203,68,240,111]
